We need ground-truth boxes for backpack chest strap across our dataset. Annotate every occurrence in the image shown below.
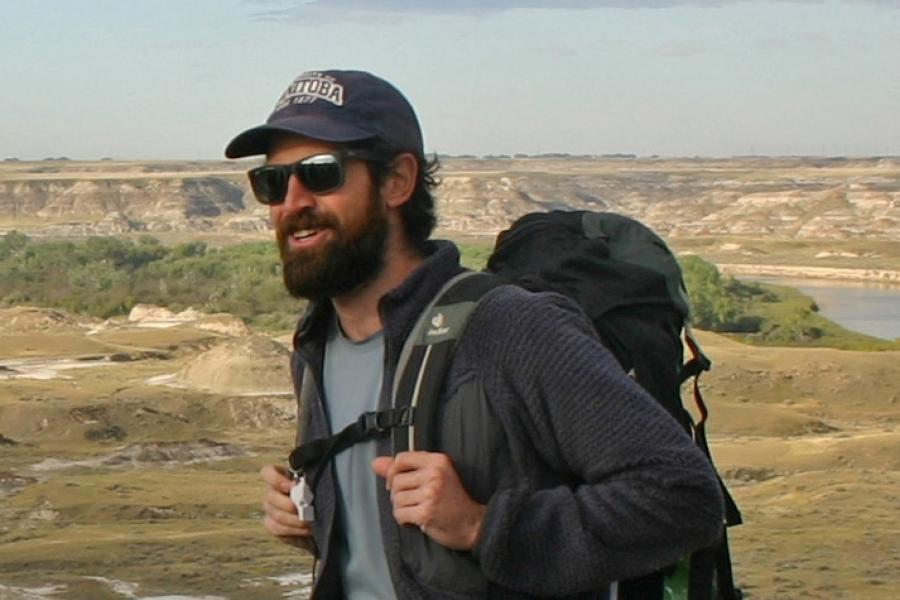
[288,407,415,476]
[287,271,500,485]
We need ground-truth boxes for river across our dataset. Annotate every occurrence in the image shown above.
[741,277,900,341]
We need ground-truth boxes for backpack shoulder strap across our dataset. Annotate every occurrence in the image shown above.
[391,271,503,453]
[287,271,503,479]
[296,363,315,447]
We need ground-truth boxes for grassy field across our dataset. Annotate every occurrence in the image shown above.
[0,316,897,599]
[670,236,900,272]
[1,216,898,599]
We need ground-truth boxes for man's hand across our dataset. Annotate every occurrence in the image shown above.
[372,451,486,551]
[260,465,316,553]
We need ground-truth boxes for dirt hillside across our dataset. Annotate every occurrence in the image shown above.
[0,309,897,599]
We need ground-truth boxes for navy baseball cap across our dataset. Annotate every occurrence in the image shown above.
[225,70,424,159]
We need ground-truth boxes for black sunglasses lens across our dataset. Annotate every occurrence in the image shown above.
[249,166,289,205]
[296,155,344,194]
[248,154,347,205]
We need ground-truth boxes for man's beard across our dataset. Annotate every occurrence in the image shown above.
[275,190,389,301]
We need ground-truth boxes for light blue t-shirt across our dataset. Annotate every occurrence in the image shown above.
[324,320,397,600]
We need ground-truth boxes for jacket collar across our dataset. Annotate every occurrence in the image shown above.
[293,240,466,361]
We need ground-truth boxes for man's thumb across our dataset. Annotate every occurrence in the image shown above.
[371,455,393,479]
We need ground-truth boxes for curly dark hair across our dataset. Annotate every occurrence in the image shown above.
[348,140,440,253]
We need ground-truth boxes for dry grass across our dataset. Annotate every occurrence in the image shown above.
[1,315,898,599]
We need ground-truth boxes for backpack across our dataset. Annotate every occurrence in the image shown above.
[289,210,742,600]
[489,211,742,599]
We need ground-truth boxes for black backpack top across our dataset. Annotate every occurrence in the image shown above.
[488,210,698,431]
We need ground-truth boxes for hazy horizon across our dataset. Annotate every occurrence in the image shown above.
[2,0,899,161]
[3,152,900,164]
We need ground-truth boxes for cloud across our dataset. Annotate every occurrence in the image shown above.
[535,44,582,57]
[756,31,849,54]
[654,40,712,57]
[245,0,900,22]
[245,0,726,22]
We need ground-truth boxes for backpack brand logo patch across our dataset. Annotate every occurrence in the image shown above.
[274,72,345,111]
[427,312,450,337]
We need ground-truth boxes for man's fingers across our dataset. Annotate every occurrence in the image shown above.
[391,451,440,471]
[374,452,454,497]
[372,455,392,476]
[259,463,316,551]
[385,451,443,482]
[260,464,293,494]
[389,486,426,509]
[262,502,312,535]
[391,505,425,528]
[263,513,312,537]
[373,452,431,487]
[260,472,307,529]
[264,486,297,514]
[260,464,289,482]
[262,488,312,534]
[388,468,432,496]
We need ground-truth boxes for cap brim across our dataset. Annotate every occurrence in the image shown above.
[224,116,376,158]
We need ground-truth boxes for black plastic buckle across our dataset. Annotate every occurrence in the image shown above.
[358,408,415,438]
[361,411,388,434]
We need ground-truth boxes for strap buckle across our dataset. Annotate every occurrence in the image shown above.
[358,408,415,437]
[361,411,389,434]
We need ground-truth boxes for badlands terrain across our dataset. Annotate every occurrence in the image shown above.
[2,154,899,242]
[3,154,899,280]
[1,306,897,599]
[0,155,899,599]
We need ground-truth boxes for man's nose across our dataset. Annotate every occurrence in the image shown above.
[280,173,317,213]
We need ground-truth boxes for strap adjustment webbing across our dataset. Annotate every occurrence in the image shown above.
[288,407,415,478]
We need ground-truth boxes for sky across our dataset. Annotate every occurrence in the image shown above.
[1,0,898,160]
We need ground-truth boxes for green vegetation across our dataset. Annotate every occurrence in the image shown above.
[0,233,495,333]
[730,281,900,350]
[681,255,749,331]
[2,231,897,349]
[0,231,301,332]
[458,242,494,271]
[680,255,900,351]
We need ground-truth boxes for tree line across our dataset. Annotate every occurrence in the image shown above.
[0,231,295,330]
[1,230,894,349]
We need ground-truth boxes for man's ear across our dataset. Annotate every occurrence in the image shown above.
[380,153,418,209]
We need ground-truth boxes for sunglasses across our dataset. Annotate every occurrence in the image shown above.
[247,150,383,206]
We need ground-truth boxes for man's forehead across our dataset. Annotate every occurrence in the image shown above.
[266,134,341,161]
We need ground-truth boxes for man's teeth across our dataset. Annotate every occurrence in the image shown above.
[293,230,317,240]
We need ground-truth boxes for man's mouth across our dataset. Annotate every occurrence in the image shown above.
[283,226,331,251]
[279,213,337,251]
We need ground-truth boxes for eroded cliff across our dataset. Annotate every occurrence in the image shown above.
[1,156,898,240]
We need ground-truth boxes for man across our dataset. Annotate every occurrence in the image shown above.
[225,69,724,599]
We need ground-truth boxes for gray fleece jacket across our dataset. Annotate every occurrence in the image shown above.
[291,240,724,599]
